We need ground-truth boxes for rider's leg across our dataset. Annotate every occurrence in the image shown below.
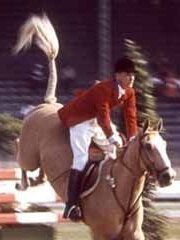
[63,168,83,220]
[63,119,95,221]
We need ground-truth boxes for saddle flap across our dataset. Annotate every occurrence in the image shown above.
[88,143,105,161]
[80,161,101,197]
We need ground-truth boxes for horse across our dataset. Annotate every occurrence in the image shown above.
[80,119,175,240]
[16,105,175,240]
[13,14,175,240]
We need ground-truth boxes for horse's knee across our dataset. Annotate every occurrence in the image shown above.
[133,230,144,240]
[122,221,144,240]
[91,227,122,240]
[122,230,144,240]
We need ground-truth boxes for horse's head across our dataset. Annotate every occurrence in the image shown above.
[139,119,176,187]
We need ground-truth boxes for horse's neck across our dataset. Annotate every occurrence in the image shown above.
[113,137,146,211]
[120,137,142,176]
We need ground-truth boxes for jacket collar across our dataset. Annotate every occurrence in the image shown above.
[113,78,125,99]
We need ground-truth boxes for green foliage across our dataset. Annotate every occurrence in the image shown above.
[124,39,159,127]
[0,113,22,154]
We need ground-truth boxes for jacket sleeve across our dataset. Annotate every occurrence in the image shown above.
[123,89,138,138]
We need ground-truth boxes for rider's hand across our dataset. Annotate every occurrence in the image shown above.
[108,134,123,148]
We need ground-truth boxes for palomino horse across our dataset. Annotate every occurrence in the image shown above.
[16,103,175,240]
[13,14,175,240]
[79,118,175,240]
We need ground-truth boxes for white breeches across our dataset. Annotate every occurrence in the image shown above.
[70,118,119,171]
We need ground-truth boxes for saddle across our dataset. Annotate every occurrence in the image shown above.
[81,143,105,194]
[88,142,105,161]
[88,131,127,161]
[80,133,127,199]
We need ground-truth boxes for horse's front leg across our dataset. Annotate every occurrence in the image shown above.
[15,138,29,190]
[121,206,145,240]
[91,226,123,240]
[29,168,45,186]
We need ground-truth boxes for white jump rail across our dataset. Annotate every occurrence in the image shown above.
[153,181,180,201]
[0,180,61,204]
[0,212,65,225]
[0,168,67,225]
[0,168,22,180]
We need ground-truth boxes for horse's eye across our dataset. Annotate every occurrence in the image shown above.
[146,143,152,151]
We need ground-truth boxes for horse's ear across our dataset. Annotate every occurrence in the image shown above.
[143,119,150,133]
[155,118,163,132]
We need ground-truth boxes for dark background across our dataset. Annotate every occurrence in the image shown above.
[0,0,180,92]
[0,0,179,164]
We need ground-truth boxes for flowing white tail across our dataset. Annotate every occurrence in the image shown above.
[13,14,59,104]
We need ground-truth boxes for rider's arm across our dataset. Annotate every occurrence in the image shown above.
[95,101,122,147]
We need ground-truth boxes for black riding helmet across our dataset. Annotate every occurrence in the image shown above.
[114,57,135,74]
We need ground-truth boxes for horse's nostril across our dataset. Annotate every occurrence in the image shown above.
[158,171,173,187]
[161,172,171,181]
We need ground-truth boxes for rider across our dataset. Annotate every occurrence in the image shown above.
[58,57,138,221]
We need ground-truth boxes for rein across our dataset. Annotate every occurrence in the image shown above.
[107,137,147,223]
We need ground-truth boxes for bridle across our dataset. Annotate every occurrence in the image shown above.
[107,131,168,224]
[106,135,145,223]
[138,132,170,177]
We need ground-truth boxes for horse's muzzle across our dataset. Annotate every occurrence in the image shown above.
[158,168,176,187]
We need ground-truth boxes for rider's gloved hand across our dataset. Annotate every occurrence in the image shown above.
[108,134,123,148]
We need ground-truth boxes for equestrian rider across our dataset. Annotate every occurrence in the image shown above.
[58,57,138,221]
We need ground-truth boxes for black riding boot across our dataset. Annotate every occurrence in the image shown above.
[63,169,82,221]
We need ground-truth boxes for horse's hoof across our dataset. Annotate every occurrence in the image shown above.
[63,205,82,222]
[15,182,28,191]
[29,177,44,186]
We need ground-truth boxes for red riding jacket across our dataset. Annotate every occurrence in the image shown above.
[58,79,138,139]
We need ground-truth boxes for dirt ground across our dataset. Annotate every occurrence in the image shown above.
[54,222,180,240]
